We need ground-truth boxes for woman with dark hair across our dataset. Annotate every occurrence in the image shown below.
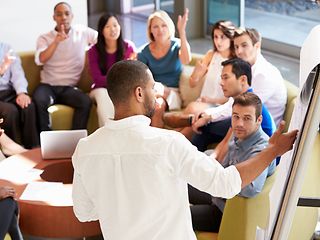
[88,13,136,126]
[165,20,236,139]
[189,20,235,107]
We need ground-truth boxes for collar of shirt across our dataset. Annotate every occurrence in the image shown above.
[251,53,264,72]
[105,115,151,130]
[233,127,264,150]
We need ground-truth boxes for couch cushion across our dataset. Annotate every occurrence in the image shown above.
[179,65,204,108]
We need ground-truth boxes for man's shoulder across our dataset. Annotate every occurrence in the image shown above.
[255,54,283,77]
[243,128,269,152]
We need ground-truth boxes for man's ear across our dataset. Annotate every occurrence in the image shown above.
[135,86,144,103]
[239,74,248,86]
[257,114,263,124]
[254,41,261,50]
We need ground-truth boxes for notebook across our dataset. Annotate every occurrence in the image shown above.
[40,130,87,159]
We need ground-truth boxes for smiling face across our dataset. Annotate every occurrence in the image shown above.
[150,17,170,43]
[53,3,73,32]
[103,16,121,42]
[234,34,259,65]
[213,28,231,54]
[231,104,262,140]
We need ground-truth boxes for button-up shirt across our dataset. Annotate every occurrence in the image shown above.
[0,42,28,94]
[252,53,287,126]
[72,115,242,240]
[213,127,276,211]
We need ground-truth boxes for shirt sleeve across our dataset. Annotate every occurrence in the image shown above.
[10,53,28,94]
[137,45,149,65]
[86,27,98,46]
[87,46,106,88]
[35,35,48,66]
[204,98,233,122]
[72,146,98,222]
[169,133,242,199]
[239,167,268,198]
[124,40,136,59]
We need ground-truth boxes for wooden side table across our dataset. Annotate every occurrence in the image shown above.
[0,148,101,238]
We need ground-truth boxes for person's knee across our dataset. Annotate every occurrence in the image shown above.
[184,101,199,114]
[21,102,36,114]
[0,103,19,122]
[78,94,92,109]
[0,198,17,215]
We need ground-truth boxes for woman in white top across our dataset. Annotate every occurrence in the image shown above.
[169,20,235,139]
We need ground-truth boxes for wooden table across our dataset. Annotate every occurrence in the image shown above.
[0,148,101,238]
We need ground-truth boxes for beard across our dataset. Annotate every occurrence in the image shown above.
[144,94,156,118]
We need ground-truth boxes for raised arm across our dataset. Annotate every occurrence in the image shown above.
[39,25,68,64]
[236,121,298,188]
[177,8,191,65]
[189,50,213,88]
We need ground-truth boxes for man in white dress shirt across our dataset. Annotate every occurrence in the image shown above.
[234,28,287,126]
[72,60,297,240]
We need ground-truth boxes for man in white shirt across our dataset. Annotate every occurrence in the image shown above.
[33,2,97,131]
[72,60,297,240]
[233,28,287,126]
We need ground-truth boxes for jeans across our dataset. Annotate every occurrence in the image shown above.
[0,198,23,240]
[33,84,92,131]
[0,89,39,149]
[191,118,231,152]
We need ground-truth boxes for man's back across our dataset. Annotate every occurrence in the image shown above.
[72,115,241,240]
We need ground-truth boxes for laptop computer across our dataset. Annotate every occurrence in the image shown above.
[40,130,88,159]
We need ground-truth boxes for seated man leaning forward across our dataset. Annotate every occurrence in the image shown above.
[33,2,97,132]
[71,60,298,240]
[189,92,276,232]
[191,58,276,152]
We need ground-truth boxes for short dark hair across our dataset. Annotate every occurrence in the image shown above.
[233,92,262,119]
[54,2,72,12]
[234,27,261,45]
[107,60,151,105]
[221,58,252,86]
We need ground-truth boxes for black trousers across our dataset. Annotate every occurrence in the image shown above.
[32,84,92,132]
[0,89,39,149]
[0,197,23,240]
[191,118,231,152]
[189,185,222,233]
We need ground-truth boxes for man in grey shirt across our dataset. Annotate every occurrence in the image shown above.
[189,92,276,232]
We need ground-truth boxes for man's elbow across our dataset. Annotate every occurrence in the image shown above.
[239,185,263,198]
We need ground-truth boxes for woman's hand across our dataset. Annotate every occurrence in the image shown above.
[177,8,189,34]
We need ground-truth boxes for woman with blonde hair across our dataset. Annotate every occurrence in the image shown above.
[138,9,191,127]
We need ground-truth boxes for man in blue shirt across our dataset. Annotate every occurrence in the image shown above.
[189,92,276,232]
[0,42,39,149]
[191,58,276,151]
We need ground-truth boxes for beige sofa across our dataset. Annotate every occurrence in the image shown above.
[19,52,303,240]
[20,51,297,132]
[20,51,98,134]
